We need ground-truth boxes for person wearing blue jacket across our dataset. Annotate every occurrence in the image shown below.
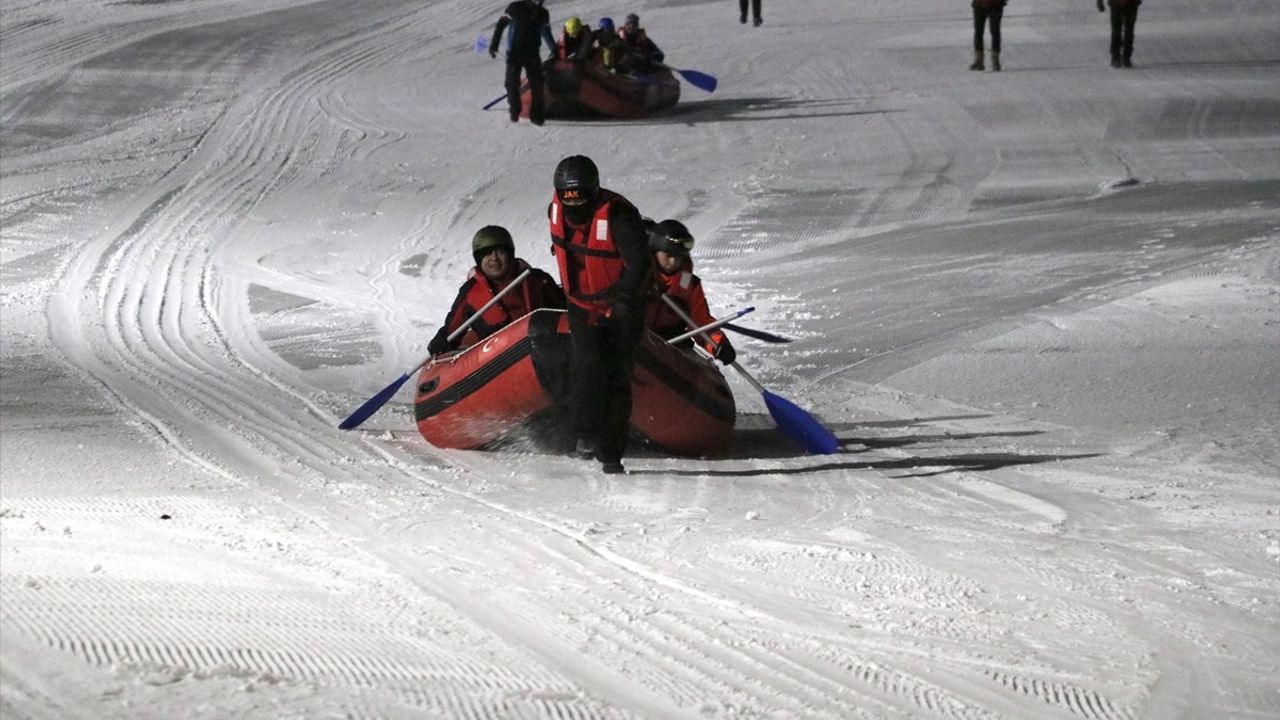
[489,0,556,125]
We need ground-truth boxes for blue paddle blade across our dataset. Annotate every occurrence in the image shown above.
[338,372,411,430]
[474,34,488,53]
[762,390,839,454]
[675,68,717,93]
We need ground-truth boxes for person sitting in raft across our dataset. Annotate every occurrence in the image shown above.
[642,219,736,365]
[555,16,593,63]
[427,225,565,356]
[591,17,622,71]
[615,13,664,75]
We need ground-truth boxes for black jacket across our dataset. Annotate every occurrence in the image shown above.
[492,0,555,61]
[548,195,652,310]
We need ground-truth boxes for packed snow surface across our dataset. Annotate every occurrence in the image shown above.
[2,0,1277,718]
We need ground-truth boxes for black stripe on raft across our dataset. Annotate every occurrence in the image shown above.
[414,337,533,421]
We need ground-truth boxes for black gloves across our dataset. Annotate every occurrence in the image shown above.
[489,48,498,58]
[428,332,453,357]
[1097,0,1105,11]
[713,341,736,366]
[608,301,637,330]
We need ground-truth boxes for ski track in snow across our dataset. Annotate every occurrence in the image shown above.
[3,0,1278,718]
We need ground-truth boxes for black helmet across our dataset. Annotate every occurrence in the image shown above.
[553,155,599,205]
[472,225,515,264]
[648,219,694,256]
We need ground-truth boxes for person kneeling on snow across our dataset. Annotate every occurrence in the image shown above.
[428,225,564,356]
[643,219,736,366]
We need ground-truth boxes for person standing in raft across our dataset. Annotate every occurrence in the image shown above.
[489,0,556,125]
[427,225,564,357]
[547,155,651,475]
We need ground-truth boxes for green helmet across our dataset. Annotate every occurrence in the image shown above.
[472,225,515,264]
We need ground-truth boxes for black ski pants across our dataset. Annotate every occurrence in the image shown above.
[566,304,643,465]
[972,6,1003,53]
[1109,6,1138,60]
[739,0,761,23]
[504,55,545,123]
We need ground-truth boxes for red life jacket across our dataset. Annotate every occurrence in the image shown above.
[449,259,545,345]
[645,258,726,354]
[549,190,631,314]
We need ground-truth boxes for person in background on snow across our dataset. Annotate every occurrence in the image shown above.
[427,226,564,356]
[969,0,1006,72]
[615,13,664,75]
[739,0,763,27]
[592,17,621,71]
[1098,0,1141,68]
[555,16,592,63]
[489,0,557,125]
[643,219,737,366]
[547,155,651,475]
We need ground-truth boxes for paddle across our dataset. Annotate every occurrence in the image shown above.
[666,307,755,345]
[661,295,838,454]
[655,63,717,93]
[483,93,507,111]
[337,268,532,430]
[723,322,792,344]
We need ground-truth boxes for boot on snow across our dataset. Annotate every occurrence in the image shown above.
[969,50,985,71]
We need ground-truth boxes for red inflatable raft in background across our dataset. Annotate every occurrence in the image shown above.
[520,59,680,120]
[413,309,735,456]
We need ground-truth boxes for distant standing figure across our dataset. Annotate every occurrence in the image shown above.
[739,0,763,27]
[1098,0,1141,68]
[489,0,557,125]
[970,0,1007,72]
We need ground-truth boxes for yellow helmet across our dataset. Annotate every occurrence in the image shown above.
[565,17,582,35]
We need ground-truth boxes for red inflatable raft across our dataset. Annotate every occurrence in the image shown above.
[413,309,734,456]
[521,59,680,120]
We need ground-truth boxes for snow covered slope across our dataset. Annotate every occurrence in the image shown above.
[2,0,1277,717]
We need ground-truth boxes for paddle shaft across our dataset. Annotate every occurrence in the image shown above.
[422,267,531,369]
[661,295,764,389]
[662,295,838,454]
[666,306,754,345]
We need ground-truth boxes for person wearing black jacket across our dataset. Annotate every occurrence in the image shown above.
[546,156,652,474]
[1098,0,1141,68]
[489,0,556,125]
